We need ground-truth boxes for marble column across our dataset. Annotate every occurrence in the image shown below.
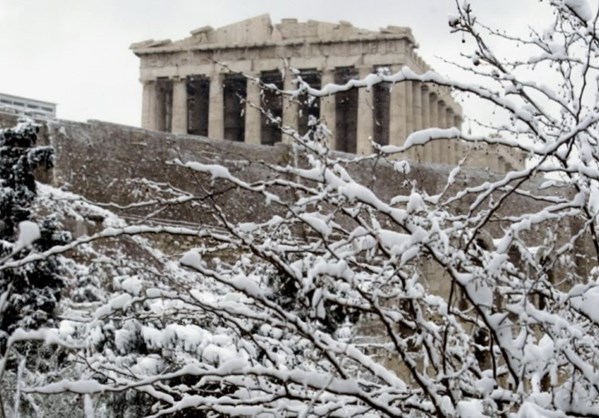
[208,73,224,139]
[389,66,408,148]
[446,108,456,165]
[412,82,423,162]
[245,75,262,145]
[454,114,463,130]
[171,77,188,134]
[450,113,462,166]
[429,92,440,163]
[437,100,447,128]
[320,69,336,149]
[404,80,414,159]
[446,108,454,128]
[437,100,448,164]
[422,86,433,162]
[282,70,298,144]
[430,92,438,128]
[141,80,156,130]
[357,67,374,155]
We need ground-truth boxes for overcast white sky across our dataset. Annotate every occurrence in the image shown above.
[0,0,550,127]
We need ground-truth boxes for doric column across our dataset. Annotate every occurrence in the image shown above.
[429,92,440,163]
[446,108,456,165]
[412,82,423,132]
[421,85,433,162]
[208,73,224,139]
[437,100,447,128]
[455,114,463,129]
[437,100,449,164]
[412,82,423,162]
[141,80,156,130]
[282,70,298,144]
[404,80,414,159]
[171,77,188,134]
[429,92,438,128]
[320,69,336,149]
[405,81,414,134]
[357,67,374,155]
[245,75,262,145]
[451,113,468,167]
[389,67,408,147]
[447,105,453,129]
[421,85,430,129]
[445,108,453,128]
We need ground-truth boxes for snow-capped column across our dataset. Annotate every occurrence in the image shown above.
[357,67,374,155]
[208,72,224,139]
[245,76,262,145]
[389,73,408,147]
[320,69,336,148]
[141,80,156,130]
[171,77,188,134]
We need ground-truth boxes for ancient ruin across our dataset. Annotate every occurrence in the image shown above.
[131,15,524,172]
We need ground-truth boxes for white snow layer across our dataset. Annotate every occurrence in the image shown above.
[14,221,41,252]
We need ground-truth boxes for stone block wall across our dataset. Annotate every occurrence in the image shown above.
[0,110,589,289]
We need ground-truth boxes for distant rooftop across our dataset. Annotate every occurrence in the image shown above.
[0,92,56,119]
[131,14,417,53]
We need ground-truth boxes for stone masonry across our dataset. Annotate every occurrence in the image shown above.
[131,15,524,173]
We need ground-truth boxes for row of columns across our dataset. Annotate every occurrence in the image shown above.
[141,67,463,166]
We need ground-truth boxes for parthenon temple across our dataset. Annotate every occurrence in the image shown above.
[131,15,524,172]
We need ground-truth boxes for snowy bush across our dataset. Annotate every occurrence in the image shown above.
[0,121,66,338]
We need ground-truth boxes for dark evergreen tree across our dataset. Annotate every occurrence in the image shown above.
[0,122,68,340]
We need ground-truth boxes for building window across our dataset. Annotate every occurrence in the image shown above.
[223,74,247,142]
[260,70,283,145]
[186,75,210,136]
[372,67,391,146]
[156,77,173,132]
[297,69,321,138]
[334,67,359,153]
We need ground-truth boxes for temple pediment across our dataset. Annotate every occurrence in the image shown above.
[130,14,416,52]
